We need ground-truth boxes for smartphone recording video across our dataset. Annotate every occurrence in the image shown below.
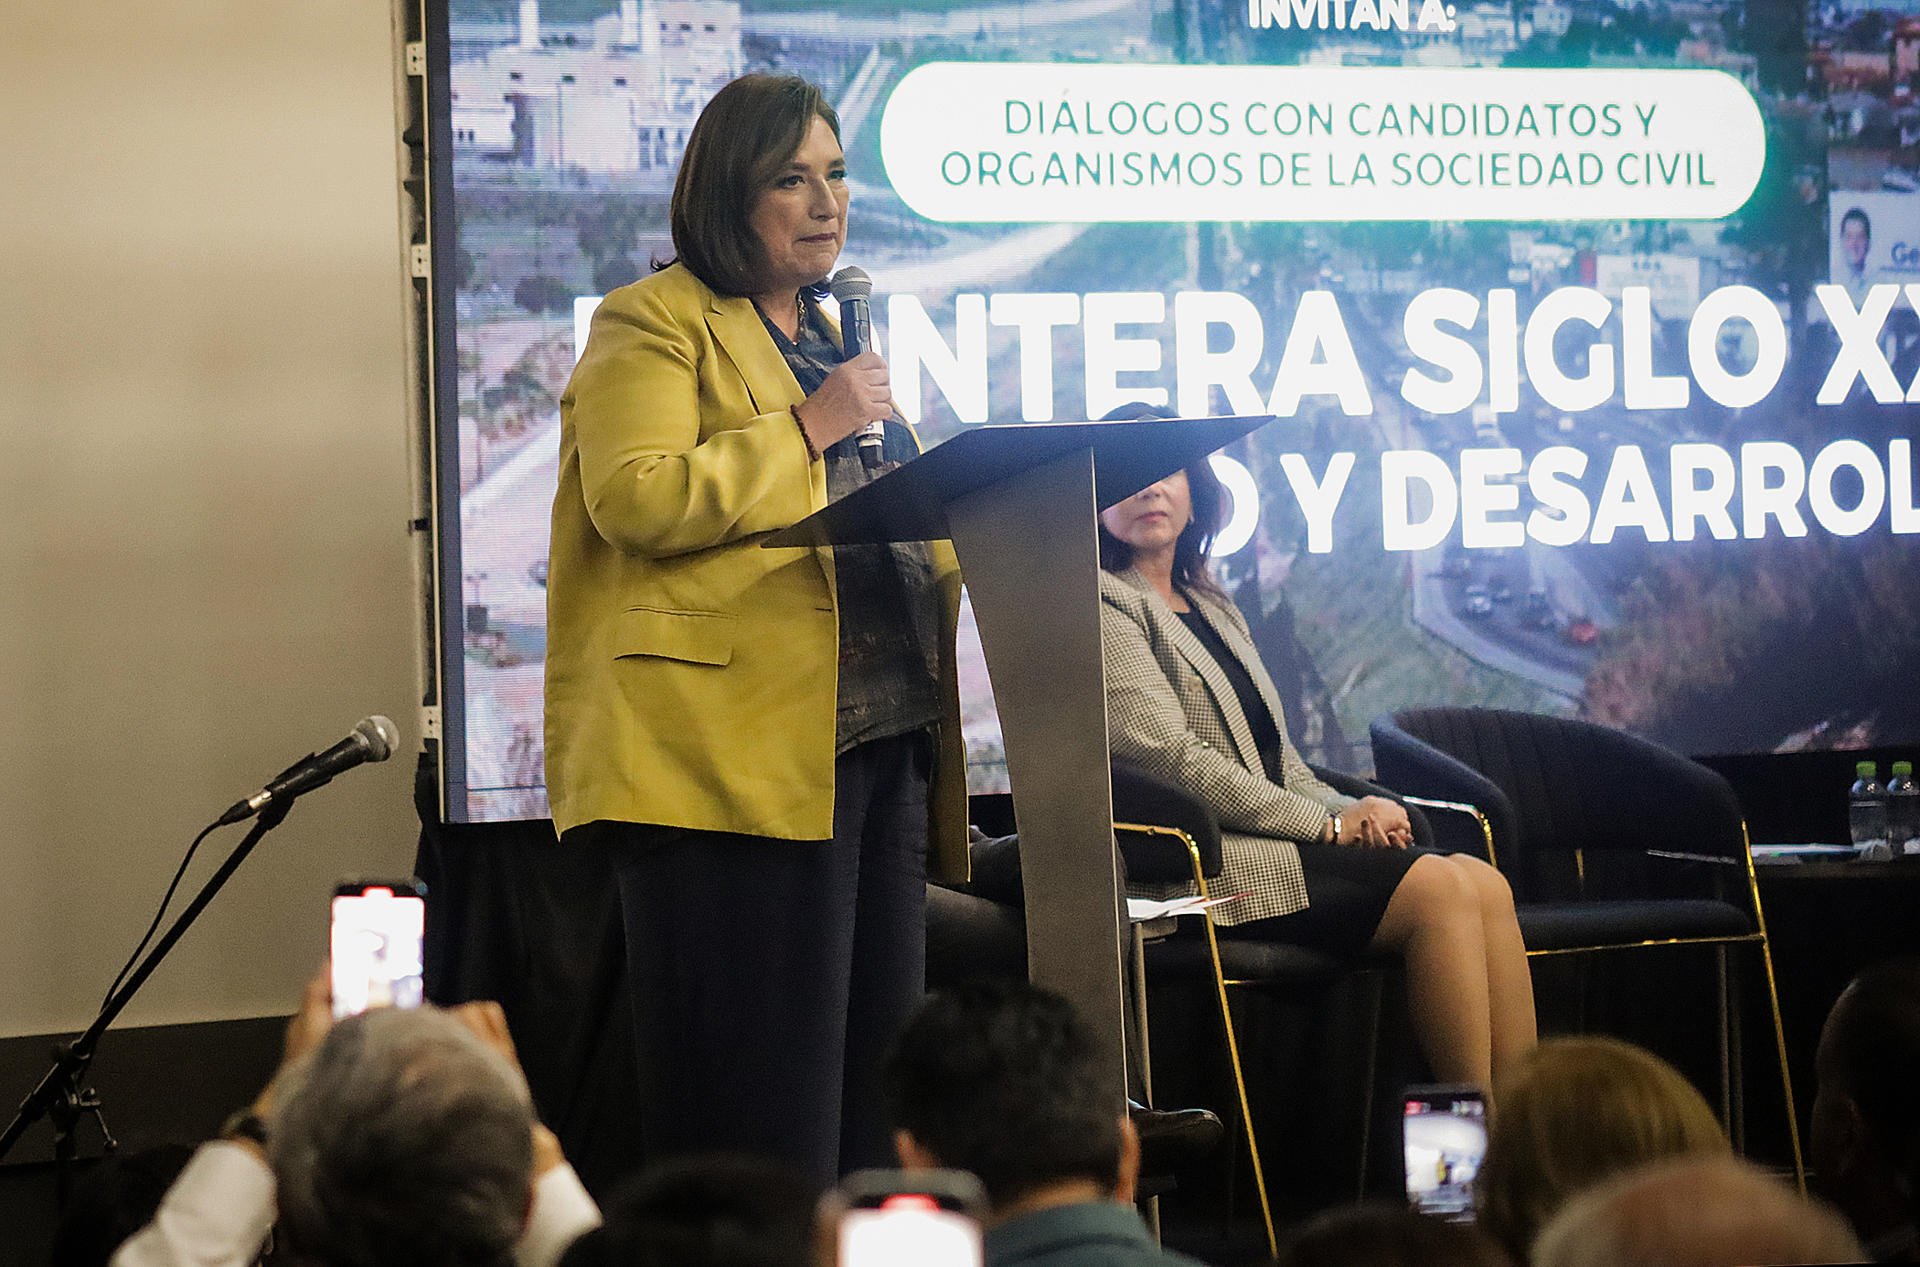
[1403,1084,1487,1224]
[837,1169,985,1267]
[330,880,427,1020]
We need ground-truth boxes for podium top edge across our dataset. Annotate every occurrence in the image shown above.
[945,414,1276,433]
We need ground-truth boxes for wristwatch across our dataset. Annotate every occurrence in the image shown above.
[1328,812,1344,843]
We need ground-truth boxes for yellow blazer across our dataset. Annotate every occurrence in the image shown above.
[544,262,968,881]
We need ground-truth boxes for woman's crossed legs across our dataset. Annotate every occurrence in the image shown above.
[1368,852,1537,1090]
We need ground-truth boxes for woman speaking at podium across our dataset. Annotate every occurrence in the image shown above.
[543,74,967,1182]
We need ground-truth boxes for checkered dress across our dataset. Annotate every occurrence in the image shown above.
[1101,567,1354,925]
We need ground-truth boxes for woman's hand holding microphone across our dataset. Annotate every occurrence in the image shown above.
[793,351,894,455]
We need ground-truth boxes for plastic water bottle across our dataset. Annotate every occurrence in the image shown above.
[1849,761,1888,855]
[1887,761,1920,855]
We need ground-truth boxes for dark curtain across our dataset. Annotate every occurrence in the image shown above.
[412,757,644,1197]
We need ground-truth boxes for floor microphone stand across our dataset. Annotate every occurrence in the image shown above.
[0,798,295,1199]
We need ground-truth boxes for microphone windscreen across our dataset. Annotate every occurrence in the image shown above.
[356,715,400,761]
[829,266,873,304]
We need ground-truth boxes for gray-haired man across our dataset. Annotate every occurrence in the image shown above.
[114,976,600,1267]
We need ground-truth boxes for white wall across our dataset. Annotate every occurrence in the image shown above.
[0,6,421,1036]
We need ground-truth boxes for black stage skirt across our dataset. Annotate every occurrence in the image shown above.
[1218,843,1433,957]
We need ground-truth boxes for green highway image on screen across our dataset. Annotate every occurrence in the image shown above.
[425,0,1920,822]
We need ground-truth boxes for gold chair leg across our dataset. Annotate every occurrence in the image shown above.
[1117,820,1279,1254]
[1200,911,1278,1257]
[1740,826,1806,1193]
[1757,934,1806,1193]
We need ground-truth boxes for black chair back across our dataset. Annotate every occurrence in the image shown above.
[1111,758,1225,882]
[1372,707,1747,903]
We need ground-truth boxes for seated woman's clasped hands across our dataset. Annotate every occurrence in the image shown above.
[1332,795,1414,850]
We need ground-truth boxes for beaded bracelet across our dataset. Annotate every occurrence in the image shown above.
[790,403,820,461]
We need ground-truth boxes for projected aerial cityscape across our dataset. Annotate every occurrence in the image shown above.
[437,0,1920,821]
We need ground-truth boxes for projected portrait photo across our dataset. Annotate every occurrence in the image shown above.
[1828,191,1920,300]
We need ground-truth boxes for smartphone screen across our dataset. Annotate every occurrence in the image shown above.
[330,881,426,1020]
[1403,1085,1487,1223]
[838,1171,984,1267]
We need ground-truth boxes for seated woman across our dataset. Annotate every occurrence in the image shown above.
[1098,406,1536,1091]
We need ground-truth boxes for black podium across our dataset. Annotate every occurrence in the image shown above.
[771,415,1271,1105]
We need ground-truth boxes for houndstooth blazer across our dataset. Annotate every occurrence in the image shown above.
[1101,566,1354,925]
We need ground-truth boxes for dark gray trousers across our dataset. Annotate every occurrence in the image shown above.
[596,731,930,1185]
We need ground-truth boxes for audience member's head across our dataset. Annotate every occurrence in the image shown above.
[266,1005,537,1267]
[1532,1154,1864,1267]
[1812,957,1920,1254]
[558,1153,822,1267]
[1474,1036,1729,1262]
[1274,1201,1512,1267]
[50,1143,195,1267]
[882,981,1135,1214]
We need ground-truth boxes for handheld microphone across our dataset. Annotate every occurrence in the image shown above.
[217,715,401,826]
[830,266,886,470]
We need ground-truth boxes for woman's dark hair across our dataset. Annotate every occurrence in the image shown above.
[1096,401,1228,598]
[664,75,841,297]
